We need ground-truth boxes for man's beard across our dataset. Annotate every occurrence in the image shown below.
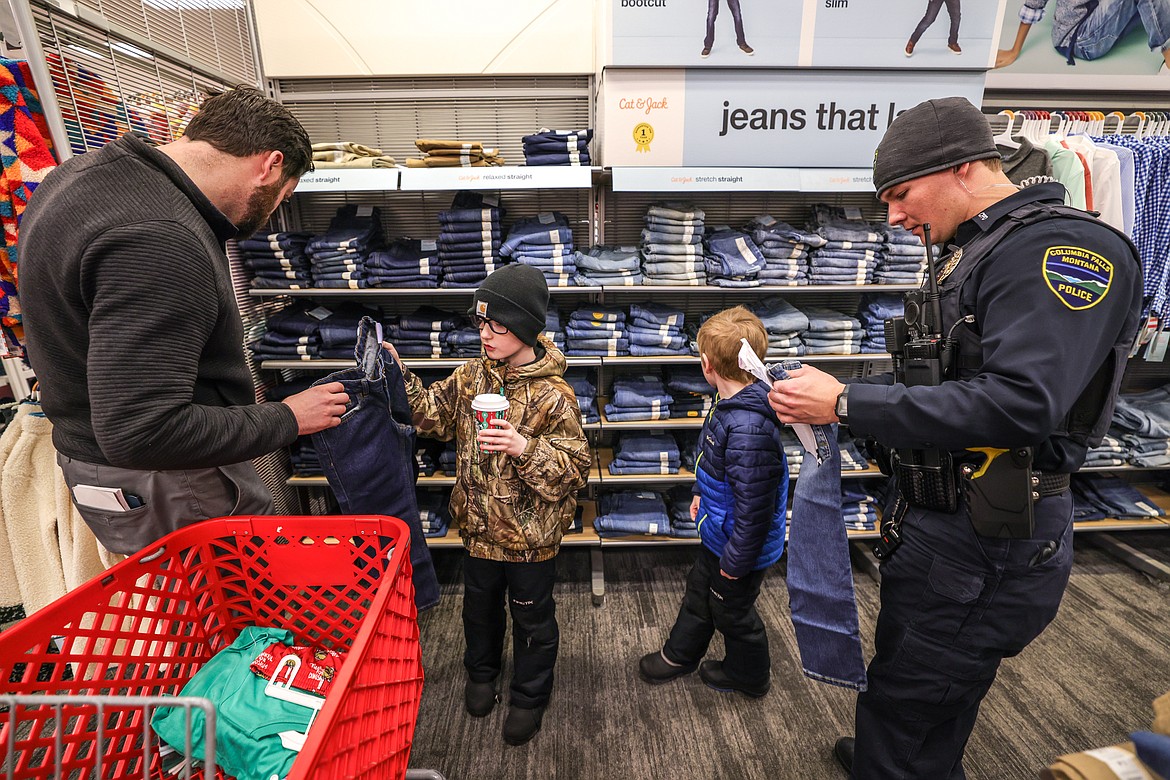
[235,180,285,238]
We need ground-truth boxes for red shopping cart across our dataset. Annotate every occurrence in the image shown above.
[0,515,437,780]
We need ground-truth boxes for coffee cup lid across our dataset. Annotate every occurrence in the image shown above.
[472,393,510,412]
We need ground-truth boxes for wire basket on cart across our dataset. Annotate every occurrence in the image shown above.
[0,515,428,780]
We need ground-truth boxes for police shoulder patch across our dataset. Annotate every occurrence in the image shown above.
[1042,245,1113,310]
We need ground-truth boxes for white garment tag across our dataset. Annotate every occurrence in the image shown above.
[307,306,333,321]
[1083,747,1153,780]
[1145,331,1169,362]
[538,213,556,224]
[421,239,437,251]
[651,400,661,414]
[648,522,659,535]
[356,205,374,218]
[843,206,864,220]
[758,215,778,227]
[420,257,430,274]
[737,339,820,460]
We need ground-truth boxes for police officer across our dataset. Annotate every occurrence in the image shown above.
[768,96,1142,778]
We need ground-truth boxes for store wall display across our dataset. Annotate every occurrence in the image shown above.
[988,0,1170,90]
[599,68,986,167]
[252,0,592,77]
[606,0,1008,68]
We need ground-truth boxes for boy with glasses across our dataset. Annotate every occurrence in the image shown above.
[387,262,590,746]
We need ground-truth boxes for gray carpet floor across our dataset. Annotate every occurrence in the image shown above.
[408,534,1170,780]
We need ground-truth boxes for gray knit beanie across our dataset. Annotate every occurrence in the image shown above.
[468,263,549,347]
[873,97,999,197]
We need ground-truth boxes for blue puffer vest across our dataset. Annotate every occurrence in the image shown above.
[694,382,789,576]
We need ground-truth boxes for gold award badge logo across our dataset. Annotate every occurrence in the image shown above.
[633,122,654,153]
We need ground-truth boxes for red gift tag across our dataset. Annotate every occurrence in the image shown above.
[250,642,345,696]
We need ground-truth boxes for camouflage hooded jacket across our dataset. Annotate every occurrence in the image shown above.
[402,335,590,562]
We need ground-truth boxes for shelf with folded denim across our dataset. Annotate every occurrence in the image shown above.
[593,283,920,294]
[287,457,606,489]
[597,404,705,430]
[248,286,595,298]
[608,167,878,194]
[599,354,893,366]
[595,447,695,484]
[260,357,604,371]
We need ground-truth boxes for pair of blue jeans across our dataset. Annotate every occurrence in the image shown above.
[524,152,591,166]
[768,360,867,691]
[310,316,440,611]
[705,0,748,47]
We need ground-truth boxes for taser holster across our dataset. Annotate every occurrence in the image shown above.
[959,447,1036,539]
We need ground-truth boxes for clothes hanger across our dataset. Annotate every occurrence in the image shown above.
[1104,111,1126,135]
[994,110,1021,149]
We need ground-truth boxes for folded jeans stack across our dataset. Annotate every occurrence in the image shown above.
[500,212,576,286]
[565,306,629,357]
[437,199,503,288]
[522,127,593,167]
[1109,386,1170,467]
[387,306,466,358]
[251,303,372,362]
[565,369,600,425]
[311,141,396,169]
[857,293,904,354]
[365,239,440,288]
[609,432,681,475]
[239,231,313,290]
[417,490,452,537]
[593,490,672,537]
[782,430,804,476]
[808,204,882,285]
[605,374,673,422]
[798,305,863,355]
[704,227,766,287]
[838,431,871,471]
[306,204,385,289]
[746,215,823,286]
[407,139,504,168]
[841,479,882,532]
[1071,474,1164,520]
[640,202,707,286]
[665,366,713,419]
[875,224,929,285]
[543,308,566,353]
[626,302,691,357]
[751,296,810,357]
[573,245,643,287]
[1084,432,1129,468]
[666,485,699,538]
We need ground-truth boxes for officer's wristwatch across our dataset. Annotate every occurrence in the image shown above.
[834,385,850,425]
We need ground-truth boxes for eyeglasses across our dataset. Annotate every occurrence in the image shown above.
[473,316,509,335]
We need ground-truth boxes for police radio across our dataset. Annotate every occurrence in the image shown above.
[882,224,961,514]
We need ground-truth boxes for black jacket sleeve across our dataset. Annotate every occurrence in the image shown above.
[84,223,297,469]
[848,221,1141,450]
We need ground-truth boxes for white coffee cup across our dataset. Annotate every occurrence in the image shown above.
[472,394,510,450]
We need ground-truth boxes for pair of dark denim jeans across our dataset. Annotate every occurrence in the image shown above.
[769,360,868,691]
[311,317,440,611]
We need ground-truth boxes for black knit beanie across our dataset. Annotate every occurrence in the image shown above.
[468,263,549,347]
[872,97,999,197]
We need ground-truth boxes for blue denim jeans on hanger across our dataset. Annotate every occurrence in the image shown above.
[311,316,440,611]
[767,359,868,690]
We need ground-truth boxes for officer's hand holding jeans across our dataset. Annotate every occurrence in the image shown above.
[282,381,349,434]
[767,365,845,425]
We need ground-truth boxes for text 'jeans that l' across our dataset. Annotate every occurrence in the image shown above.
[769,360,868,691]
[311,316,440,611]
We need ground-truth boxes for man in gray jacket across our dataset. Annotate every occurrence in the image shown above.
[20,87,348,554]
